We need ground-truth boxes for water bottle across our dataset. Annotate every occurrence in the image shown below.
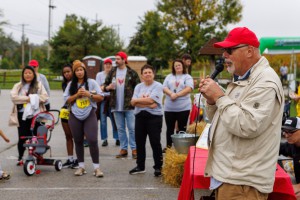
[112,77,116,89]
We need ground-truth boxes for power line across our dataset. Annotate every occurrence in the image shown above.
[3,24,47,37]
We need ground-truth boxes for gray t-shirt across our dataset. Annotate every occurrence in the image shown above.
[163,73,194,112]
[38,73,50,104]
[96,71,110,96]
[113,67,127,112]
[63,78,101,120]
[132,81,163,116]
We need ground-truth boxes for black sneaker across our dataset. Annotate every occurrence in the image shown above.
[102,140,108,147]
[71,159,79,169]
[129,166,146,175]
[83,140,89,147]
[115,140,120,146]
[154,168,162,177]
[62,159,73,168]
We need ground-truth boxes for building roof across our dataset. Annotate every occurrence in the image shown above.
[82,55,103,60]
[198,38,223,56]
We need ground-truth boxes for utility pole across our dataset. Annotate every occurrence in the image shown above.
[20,24,29,68]
[112,24,121,39]
[48,0,56,60]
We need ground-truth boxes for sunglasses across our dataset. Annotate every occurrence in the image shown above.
[282,129,298,134]
[222,45,249,55]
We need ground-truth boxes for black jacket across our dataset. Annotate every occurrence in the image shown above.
[279,142,300,183]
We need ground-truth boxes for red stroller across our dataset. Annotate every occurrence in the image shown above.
[21,110,62,176]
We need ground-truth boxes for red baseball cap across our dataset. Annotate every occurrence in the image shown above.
[214,27,260,48]
[28,59,39,67]
[115,51,128,64]
[104,58,112,64]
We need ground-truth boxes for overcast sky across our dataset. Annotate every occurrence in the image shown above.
[1,0,300,47]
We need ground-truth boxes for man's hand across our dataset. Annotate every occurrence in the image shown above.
[199,77,224,105]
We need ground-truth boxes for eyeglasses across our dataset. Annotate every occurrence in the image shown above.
[222,45,249,55]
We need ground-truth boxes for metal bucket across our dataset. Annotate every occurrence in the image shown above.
[171,131,199,154]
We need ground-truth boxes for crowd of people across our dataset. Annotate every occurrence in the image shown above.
[1,26,300,200]
[3,51,194,179]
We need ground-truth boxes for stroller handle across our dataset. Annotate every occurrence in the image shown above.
[30,111,56,131]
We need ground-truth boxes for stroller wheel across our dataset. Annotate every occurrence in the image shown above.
[55,160,62,171]
[24,160,36,176]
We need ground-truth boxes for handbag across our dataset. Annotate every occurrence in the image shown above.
[8,106,18,126]
[200,190,215,200]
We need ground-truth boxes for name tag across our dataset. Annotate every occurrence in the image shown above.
[76,98,90,109]
[23,103,27,108]
[59,108,70,120]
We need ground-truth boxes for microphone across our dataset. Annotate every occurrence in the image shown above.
[210,62,224,80]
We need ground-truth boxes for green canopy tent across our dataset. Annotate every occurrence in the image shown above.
[259,37,300,91]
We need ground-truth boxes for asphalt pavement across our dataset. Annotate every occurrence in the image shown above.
[0,89,208,200]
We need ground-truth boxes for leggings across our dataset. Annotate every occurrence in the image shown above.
[164,110,190,147]
[68,108,99,164]
[17,112,32,160]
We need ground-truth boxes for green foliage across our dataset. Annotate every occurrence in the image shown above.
[49,14,124,72]
[157,0,242,61]
[0,57,14,69]
[128,11,178,69]
[128,0,243,73]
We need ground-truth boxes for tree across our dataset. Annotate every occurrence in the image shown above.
[157,0,243,62]
[49,14,124,71]
[0,9,8,34]
[128,11,178,68]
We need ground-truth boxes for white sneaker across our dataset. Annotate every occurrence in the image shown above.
[74,167,86,176]
[94,168,104,178]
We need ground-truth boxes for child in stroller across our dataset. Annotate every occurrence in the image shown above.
[22,111,62,176]
[0,129,10,180]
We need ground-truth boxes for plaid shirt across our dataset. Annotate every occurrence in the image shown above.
[103,65,140,110]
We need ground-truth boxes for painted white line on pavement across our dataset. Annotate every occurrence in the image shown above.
[0,187,177,191]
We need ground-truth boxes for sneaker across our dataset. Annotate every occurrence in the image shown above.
[102,140,108,147]
[71,159,79,169]
[93,168,104,178]
[129,166,146,175]
[83,140,89,147]
[162,146,171,153]
[132,149,137,159]
[62,159,73,168]
[116,149,128,158]
[115,140,120,146]
[154,168,162,177]
[0,172,10,180]
[16,159,23,166]
[74,167,86,176]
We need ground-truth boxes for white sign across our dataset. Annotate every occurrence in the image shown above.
[87,60,96,67]
[196,123,211,150]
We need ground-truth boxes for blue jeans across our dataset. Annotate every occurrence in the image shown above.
[100,100,118,141]
[113,110,136,150]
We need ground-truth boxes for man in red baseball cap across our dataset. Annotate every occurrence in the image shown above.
[199,27,284,199]
[115,51,128,64]
[28,59,51,111]
[102,51,140,159]
[95,58,120,147]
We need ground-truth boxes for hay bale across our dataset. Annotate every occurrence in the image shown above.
[162,148,187,187]
[186,120,207,135]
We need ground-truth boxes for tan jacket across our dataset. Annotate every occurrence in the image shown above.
[204,56,284,193]
[10,82,48,127]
